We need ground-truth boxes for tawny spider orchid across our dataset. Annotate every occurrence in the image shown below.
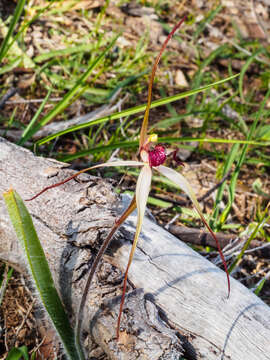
[26,17,230,343]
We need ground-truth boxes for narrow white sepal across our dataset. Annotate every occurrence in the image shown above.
[136,164,152,226]
[155,165,203,215]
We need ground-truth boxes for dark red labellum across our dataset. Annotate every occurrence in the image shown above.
[148,145,166,167]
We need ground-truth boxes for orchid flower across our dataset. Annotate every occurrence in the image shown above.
[27,18,230,344]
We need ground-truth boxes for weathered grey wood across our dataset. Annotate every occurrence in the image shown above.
[115,205,270,360]
[1,136,270,360]
[0,137,183,359]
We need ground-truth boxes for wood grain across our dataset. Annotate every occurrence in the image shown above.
[1,137,270,359]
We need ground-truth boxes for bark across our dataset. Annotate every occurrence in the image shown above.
[0,137,270,360]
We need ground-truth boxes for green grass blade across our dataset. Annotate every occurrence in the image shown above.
[228,211,270,274]
[159,87,178,117]
[151,111,206,129]
[34,42,106,63]
[0,0,26,63]
[239,48,266,103]
[186,44,228,114]
[3,189,84,360]
[192,3,223,40]
[36,73,239,146]
[0,56,21,75]
[158,137,268,146]
[252,178,270,199]
[23,34,119,142]
[57,140,138,162]
[56,135,268,163]
[0,17,34,69]
[211,143,239,230]
[18,90,52,146]
[254,275,269,296]
[0,265,13,306]
[256,125,270,141]
[3,0,57,66]
[218,88,270,226]
[6,346,29,360]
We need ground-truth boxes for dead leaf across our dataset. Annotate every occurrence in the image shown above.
[17,73,36,89]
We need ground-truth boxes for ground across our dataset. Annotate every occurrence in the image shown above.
[0,0,270,359]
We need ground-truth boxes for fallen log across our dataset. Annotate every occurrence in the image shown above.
[0,136,270,360]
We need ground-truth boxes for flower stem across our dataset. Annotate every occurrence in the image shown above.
[75,196,137,348]
[139,16,187,149]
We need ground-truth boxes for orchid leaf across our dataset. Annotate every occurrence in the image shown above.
[3,189,84,360]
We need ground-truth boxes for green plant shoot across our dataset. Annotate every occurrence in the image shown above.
[3,189,84,360]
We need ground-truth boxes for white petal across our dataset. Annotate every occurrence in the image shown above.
[122,165,152,276]
[116,166,152,337]
[155,165,201,209]
[136,164,152,221]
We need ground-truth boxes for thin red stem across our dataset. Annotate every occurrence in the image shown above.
[75,196,137,346]
[200,216,230,298]
[25,166,95,201]
[139,16,187,149]
[116,266,130,340]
